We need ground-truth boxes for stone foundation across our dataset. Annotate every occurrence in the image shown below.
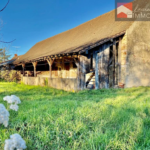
[22,76,77,91]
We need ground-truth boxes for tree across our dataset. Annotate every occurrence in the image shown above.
[0,48,11,63]
[0,0,13,64]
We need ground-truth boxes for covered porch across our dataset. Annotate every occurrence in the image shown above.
[15,32,125,91]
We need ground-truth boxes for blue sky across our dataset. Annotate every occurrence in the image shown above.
[0,0,115,57]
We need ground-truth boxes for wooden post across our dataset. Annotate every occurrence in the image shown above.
[74,56,86,90]
[103,44,110,89]
[118,37,122,83]
[74,57,80,90]
[22,64,25,76]
[99,47,104,89]
[32,62,37,77]
[113,39,116,87]
[95,51,100,89]
[80,56,86,90]
[69,61,72,78]
[95,46,103,89]
[27,71,29,77]
[62,58,65,78]
[93,52,96,70]
[47,59,54,78]
[115,42,118,86]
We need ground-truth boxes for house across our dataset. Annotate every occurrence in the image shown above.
[0,54,22,81]
[0,54,20,70]
[13,1,150,91]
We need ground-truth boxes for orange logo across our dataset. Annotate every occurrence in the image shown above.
[117,2,132,18]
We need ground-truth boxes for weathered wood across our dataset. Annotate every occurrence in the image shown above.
[103,44,110,89]
[62,58,65,78]
[32,62,37,77]
[74,58,80,90]
[22,64,25,76]
[99,47,104,89]
[95,51,99,89]
[95,46,103,89]
[115,41,118,85]
[113,40,116,87]
[74,56,86,90]
[118,37,122,83]
[47,59,54,78]
[95,44,110,89]
[27,71,29,77]
[93,52,96,70]
[80,56,86,90]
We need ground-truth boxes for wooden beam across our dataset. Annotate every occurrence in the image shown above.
[22,63,25,76]
[93,51,96,70]
[74,56,86,90]
[86,50,89,54]
[103,44,110,89]
[115,41,118,86]
[32,62,37,77]
[99,46,104,89]
[62,58,65,78]
[95,51,99,89]
[74,58,80,90]
[27,71,29,77]
[47,59,55,78]
[118,37,122,83]
[113,39,116,87]
[73,52,78,55]
[80,56,86,90]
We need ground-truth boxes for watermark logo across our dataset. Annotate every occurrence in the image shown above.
[115,0,150,21]
[117,2,132,18]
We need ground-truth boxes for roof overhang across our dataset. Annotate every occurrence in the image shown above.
[16,31,125,66]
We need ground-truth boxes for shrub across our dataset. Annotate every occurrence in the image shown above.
[0,69,21,82]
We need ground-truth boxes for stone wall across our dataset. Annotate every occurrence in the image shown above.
[125,21,150,87]
[48,78,77,91]
[22,76,77,91]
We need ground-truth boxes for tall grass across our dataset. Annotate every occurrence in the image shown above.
[0,81,150,149]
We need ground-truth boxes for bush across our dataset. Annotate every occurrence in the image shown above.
[0,70,21,82]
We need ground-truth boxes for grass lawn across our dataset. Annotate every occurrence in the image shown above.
[0,81,150,150]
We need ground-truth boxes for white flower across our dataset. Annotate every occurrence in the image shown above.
[3,95,21,105]
[0,104,9,127]
[10,104,19,111]
[3,95,21,111]
[4,134,27,150]
[4,139,13,150]
[3,96,12,103]
[10,95,21,105]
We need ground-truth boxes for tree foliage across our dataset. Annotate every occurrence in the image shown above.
[0,48,11,63]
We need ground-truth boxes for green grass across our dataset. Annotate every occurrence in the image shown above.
[0,81,150,150]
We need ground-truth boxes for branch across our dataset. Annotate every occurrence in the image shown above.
[0,0,10,12]
[0,39,16,43]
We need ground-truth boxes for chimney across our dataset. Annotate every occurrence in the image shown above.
[14,54,18,57]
